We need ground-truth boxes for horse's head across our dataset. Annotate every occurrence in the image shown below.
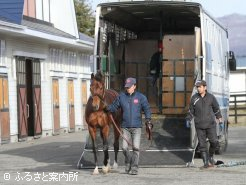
[90,71,105,111]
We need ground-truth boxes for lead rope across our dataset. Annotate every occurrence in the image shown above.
[95,93,135,148]
[108,113,135,148]
[108,113,153,151]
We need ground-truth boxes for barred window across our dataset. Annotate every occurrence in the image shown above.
[49,48,63,71]
[78,53,93,73]
[68,51,77,73]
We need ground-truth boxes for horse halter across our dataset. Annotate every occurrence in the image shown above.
[91,91,105,101]
[91,86,107,108]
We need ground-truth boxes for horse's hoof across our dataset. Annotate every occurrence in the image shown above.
[102,165,110,174]
[113,161,118,169]
[92,167,99,175]
[92,170,99,175]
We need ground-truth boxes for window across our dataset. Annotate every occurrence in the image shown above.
[78,53,93,73]
[66,51,77,73]
[49,48,63,71]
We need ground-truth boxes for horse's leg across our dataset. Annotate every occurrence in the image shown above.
[88,126,99,175]
[112,119,120,169]
[101,124,110,174]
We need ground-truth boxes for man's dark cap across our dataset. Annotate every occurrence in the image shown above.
[195,80,207,87]
[125,77,136,88]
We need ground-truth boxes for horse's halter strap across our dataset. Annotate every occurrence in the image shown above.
[91,87,107,106]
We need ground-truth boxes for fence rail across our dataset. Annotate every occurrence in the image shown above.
[229,93,246,123]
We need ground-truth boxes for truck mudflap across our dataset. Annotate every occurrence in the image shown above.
[77,117,197,168]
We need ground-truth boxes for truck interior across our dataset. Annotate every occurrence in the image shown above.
[97,1,202,114]
[100,1,200,34]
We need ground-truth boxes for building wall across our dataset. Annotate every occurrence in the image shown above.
[229,71,246,94]
[50,0,78,38]
[24,0,36,18]
[74,78,82,130]
[2,37,47,142]
[35,0,51,22]
[229,71,246,106]
[7,57,18,142]
[59,77,69,130]
[42,0,51,22]
[41,78,53,134]
[34,0,79,38]
[0,0,24,24]
[24,0,78,38]
[0,35,92,143]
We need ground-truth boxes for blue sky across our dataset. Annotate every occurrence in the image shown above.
[90,0,246,17]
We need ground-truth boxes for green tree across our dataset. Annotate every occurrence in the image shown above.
[74,0,95,37]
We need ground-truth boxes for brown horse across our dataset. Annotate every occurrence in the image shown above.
[85,71,121,174]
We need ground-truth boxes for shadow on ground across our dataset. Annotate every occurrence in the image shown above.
[0,141,85,173]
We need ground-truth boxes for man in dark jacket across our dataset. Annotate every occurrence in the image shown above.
[106,77,151,175]
[186,80,222,168]
[149,41,162,86]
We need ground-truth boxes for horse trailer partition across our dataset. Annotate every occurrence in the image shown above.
[78,1,233,168]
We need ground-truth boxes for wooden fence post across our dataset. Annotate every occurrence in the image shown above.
[234,95,237,123]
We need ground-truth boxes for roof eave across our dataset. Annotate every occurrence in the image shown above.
[0,19,25,30]
[76,39,94,47]
[0,22,93,51]
[24,29,94,51]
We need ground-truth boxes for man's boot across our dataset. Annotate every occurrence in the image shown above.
[209,153,216,166]
[201,152,209,168]
[125,163,131,173]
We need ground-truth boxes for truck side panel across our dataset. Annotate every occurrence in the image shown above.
[200,11,230,122]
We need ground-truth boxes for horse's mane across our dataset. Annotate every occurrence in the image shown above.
[93,70,105,83]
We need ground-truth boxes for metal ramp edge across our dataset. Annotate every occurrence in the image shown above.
[77,117,196,168]
[77,144,196,169]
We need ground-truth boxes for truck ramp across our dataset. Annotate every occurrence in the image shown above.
[77,117,195,168]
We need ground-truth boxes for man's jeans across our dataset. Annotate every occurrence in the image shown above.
[122,128,141,171]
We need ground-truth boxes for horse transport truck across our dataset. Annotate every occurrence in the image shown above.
[78,0,236,168]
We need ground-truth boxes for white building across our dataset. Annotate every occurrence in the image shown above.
[229,57,246,107]
[229,57,246,94]
[0,0,94,144]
